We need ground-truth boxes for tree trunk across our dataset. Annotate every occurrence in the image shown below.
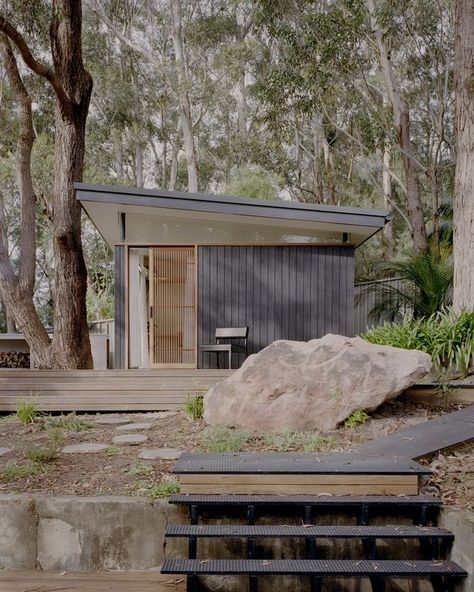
[0,36,54,365]
[366,0,427,253]
[171,0,199,192]
[51,118,92,368]
[382,139,394,259]
[453,0,474,311]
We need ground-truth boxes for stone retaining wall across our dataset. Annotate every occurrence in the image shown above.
[0,495,472,591]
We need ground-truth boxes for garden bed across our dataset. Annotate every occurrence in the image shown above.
[0,400,471,509]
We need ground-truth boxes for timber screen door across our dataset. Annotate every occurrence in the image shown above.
[149,247,196,367]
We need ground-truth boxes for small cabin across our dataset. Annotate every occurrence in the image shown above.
[76,183,389,370]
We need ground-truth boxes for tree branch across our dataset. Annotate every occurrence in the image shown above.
[0,15,70,108]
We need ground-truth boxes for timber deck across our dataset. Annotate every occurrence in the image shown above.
[0,369,232,412]
[0,570,185,592]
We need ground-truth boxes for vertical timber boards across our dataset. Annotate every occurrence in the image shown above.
[114,245,127,369]
[198,245,355,368]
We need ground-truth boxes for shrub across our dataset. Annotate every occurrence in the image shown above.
[16,399,41,424]
[344,410,370,428]
[363,308,474,374]
[200,424,249,452]
[182,395,204,421]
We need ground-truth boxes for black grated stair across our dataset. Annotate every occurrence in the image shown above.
[162,493,468,592]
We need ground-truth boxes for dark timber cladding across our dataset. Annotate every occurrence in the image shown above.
[114,245,126,369]
[198,245,354,368]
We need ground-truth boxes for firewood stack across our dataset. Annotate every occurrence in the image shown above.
[0,351,30,368]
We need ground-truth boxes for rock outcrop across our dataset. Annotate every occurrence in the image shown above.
[204,334,432,432]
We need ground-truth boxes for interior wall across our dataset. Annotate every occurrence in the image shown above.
[197,245,355,369]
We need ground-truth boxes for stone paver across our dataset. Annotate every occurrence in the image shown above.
[95,417,132,426]
[113,434,148,446]
[0,447,12,457]
[116,423,153,432]
[138,448,184,460]
[62,443,109,454]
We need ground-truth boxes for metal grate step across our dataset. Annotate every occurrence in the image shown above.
[161,558,467,577]
[166,524,453,540]
[173,452,430,474]
[169,494,441,507]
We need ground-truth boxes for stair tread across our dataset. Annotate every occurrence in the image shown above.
[170,494,441,506]
[161,558,467,576]
[166,524,453,538]
[173,452,430,474]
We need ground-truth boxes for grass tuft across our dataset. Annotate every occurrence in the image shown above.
[182,394,204,421]
[134,477,181,498]
[45,412,95,432]
[263,429,338,452]
[22,427,65,464]
[2,460,41,479]
[127,463,154,477]
[200,424,249,452]
[16,399,41,424]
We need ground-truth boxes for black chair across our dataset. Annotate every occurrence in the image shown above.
[200,327,249,369]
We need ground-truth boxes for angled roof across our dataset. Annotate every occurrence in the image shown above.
[75,182,391,248]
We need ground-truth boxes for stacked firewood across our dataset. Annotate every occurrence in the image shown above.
[0,351,30,368]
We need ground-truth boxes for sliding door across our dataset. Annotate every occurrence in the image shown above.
[149,247,196,368]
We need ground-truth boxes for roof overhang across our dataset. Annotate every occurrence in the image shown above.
[75,182,391,248]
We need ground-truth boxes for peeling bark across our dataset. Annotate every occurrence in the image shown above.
[453,0,474,311]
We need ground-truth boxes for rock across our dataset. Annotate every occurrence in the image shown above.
[112,434,148,446]
[95,417,132,426]
[116,423,153,432]
[204,335,432,433]
[138,448,184,460]
[62,443,109,454]
[0,495,37,569]
[0,447,12,457]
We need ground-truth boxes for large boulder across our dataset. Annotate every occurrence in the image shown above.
[203,334,432,433]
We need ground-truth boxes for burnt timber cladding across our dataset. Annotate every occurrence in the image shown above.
[198,245,354,369]
[114,245,126,369]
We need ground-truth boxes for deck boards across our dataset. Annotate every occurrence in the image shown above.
[0,369,232,412]
[0,570,185,592]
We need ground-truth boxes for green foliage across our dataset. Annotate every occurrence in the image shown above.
[363,309,474,374]
[263,428,337,452]
[182,395,204,421]
[16,400,41,424]
[45,412,95,432]
[23,427,64,463]
[200,424,250,452]
[2,460,41,479]
[344,410,370,428]
[137,477,181,498]
[225,165,282,200]
[362,242,453,321]
[104,445,122,456]
[127,463,154,477]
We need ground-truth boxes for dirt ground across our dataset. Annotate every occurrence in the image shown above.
[0,399,472,510]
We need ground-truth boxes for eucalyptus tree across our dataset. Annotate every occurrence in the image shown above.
[453,0,474,311]
[0,0,93,368]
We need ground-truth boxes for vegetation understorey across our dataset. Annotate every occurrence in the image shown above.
[0,401,471,510]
